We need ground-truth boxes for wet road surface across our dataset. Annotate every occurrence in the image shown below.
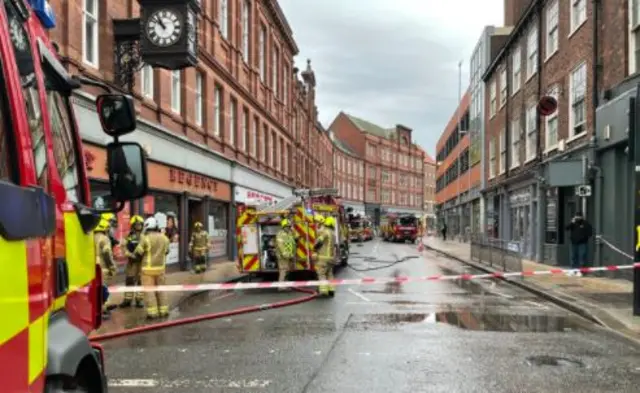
[103,240,640,392]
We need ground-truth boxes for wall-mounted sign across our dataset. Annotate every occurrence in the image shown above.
[169,168,219,192]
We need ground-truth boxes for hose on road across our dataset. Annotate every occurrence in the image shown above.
[346,255,420,272]
[90,287,318,343]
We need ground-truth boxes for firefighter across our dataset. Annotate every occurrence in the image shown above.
[119,215,145,308]
[313,214,337,297]
[275,218,296,291]
[189,222,209,274]
[134,217,171,319]
[94,214,117,319]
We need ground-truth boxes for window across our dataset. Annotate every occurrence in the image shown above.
[499,69,507,108]
[489,138,496,178]
[82,0,99,66]
[261,124,268,162]
[277,138,282,171]
[490,81,497,116]
[195,72,203,126]
[242,108,249,152]
[510,119,520,168]
[229,97,237,145]
[546,1,559,58]
[259,24,267,82]
[219,0,229,40]
[171,70,181,113]
[272,46,279,95]
[283,65,289,104]
[525,105,537,160]
[570,0,587,33]
[251,116,258,157]
[214,85,223,137]
[511,47,521,94]
[527,26,538,78]
[241,0,250,62]
[140,65,154,99]
[0,73,14,181]
[546,108,559,149]
[570,63,587,136]
[499,128,506,173]
[270,131,276,167]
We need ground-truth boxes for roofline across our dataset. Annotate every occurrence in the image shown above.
[481,0,540,82]
[265,0,299,55]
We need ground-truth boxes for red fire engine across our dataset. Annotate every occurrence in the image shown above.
[0,1,150,392]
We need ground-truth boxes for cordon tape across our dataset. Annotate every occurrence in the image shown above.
[107,263,640,293]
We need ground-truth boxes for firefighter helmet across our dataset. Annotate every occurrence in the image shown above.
[324,216,336,228]
[280,218,290,227]
[144,217,159,231]
[314,214,325,224]
[130,215,144,225]
[94,218,111,232]
[194,221,203,229]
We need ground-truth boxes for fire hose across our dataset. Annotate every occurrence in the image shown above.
[90,287,318,342]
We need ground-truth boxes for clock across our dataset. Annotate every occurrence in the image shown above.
[145,9,183,47]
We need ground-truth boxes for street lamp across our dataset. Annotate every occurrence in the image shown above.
[456,60,466,242]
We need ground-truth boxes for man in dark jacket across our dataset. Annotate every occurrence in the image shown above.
[565,212,593,276]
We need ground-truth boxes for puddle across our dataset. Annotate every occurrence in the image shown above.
[526,355,584,368]
[347,311,592,333]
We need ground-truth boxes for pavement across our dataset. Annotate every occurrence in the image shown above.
[423,236,640,342]
[98,239,640,392]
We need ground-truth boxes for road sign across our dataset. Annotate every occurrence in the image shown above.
[575,185,591,197]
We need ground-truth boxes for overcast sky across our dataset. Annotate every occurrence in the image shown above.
[279,0,504,157]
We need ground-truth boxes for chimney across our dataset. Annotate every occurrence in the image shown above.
[504,0,533,26]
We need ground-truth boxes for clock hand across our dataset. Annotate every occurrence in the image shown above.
[155,15,166,29]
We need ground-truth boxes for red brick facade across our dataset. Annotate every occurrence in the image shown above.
[50,0,332,189]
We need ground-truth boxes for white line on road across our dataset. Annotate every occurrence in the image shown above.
[348,288,371,302]
[108,378,271,389]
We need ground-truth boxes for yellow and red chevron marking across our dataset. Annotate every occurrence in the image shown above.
[242,255,259,272]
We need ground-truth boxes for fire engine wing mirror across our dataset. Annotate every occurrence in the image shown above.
[96,94,137,137]
[106,142,149,202]
[0,183,55,240]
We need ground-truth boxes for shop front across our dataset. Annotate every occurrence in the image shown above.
[507,184,537,260]
[84,144,233,270]
[234,185,285,207]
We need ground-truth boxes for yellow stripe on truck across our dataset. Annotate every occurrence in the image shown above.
[0,237,29,345]
[28,313,46,383]
[55,213,96,311]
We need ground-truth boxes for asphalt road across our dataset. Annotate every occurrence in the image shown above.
[102,240,640,393]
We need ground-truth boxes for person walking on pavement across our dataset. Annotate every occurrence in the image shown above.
[565,211,593,277]
[275,218,296,291]
[313,214,337,297]
[134,217,171,319]
[189,221,209,274]
[441,221,448,241]
[119,215,145,308]
[94,214,117,320]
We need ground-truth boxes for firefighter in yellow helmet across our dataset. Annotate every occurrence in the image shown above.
[313,214,337,297]
[275,218,296,291]
[95,214,117,319]
[189,221,209,274]
[134,217,171,319]
[119,215,145,308]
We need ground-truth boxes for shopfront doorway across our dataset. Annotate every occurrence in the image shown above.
[187,197,204,238]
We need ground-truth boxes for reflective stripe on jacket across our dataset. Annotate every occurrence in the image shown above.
[135,231,170,275]
[189,230,209,257]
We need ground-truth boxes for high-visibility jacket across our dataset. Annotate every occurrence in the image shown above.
[189,230,209,257]
[275,229,296,260]
[315,227,335,263]
[95,231,115,276]
[135,231,170,275]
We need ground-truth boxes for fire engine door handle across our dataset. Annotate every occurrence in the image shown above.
[54,258,69,297]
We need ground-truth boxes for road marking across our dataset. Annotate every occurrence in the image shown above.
[348,288,371,302]
[108,378,271,389]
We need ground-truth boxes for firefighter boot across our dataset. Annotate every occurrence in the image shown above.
[119,277,135,308]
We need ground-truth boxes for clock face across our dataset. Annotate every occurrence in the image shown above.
[145,9,183,47]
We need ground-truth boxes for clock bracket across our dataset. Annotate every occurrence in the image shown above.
[113,18,143,92]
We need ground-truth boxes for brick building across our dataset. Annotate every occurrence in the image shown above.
[329,113,425,224]
[49,0,332,266]
[331,135,365,212]
[482,0,626,265]
[423,154,437,229]
[435,91,483,241]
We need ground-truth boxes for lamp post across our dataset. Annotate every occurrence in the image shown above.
[456,60,467,242]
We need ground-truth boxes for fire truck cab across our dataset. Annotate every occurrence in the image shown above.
[0,1,150,392]
[347,213,373,242]
[382,213,420,243]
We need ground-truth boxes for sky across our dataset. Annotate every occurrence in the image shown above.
[279,0,504,157]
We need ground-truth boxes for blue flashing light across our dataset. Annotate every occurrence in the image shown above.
[29,0,56,29]
[306,208,314,214]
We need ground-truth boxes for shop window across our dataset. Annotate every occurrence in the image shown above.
[207,200,228,259]
[144,192,181,265]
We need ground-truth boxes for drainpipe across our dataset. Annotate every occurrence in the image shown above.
[536,1,545,262]
[591,0,602,265]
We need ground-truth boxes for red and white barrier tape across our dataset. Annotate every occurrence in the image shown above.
[106,263,640,293]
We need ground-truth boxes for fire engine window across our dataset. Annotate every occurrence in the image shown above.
[0,63,16,183]
[45,86,82,203]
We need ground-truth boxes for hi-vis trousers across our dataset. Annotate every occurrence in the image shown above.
[314,257,336,295]
[141,272,168,318]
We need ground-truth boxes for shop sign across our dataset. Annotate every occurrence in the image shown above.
[169,168,219,193]
[235,186,279,204]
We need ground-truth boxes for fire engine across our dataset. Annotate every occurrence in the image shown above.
[347,213,373,242]
[381,213,420,243]
[236,188,349,278]
[0,1,150,392]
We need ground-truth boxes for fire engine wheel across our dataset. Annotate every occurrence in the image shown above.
[44,378,89,393]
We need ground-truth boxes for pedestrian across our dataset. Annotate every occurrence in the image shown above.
[565,211,593,276]
[134,217,171,319]
[441,221,448,241]
[119,215,145,308]
[313,214,337,297]
[189,221,209,274]
[275,218,296,291]
[94,214,116,320]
